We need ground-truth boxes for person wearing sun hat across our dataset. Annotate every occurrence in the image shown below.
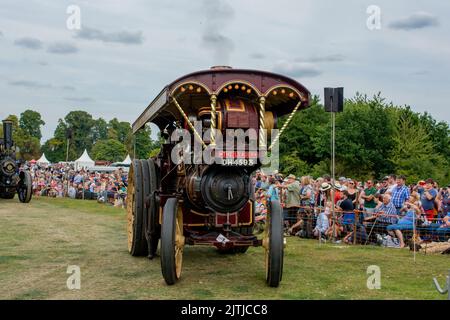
[338,177,348,191]
[318,182,332,207]
[319,182,331,192]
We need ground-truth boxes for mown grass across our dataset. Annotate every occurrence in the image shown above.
[0,196,448,300]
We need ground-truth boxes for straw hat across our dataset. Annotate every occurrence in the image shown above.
[320,182,331,191]
[333,182,343,191]
[287,174,296,180]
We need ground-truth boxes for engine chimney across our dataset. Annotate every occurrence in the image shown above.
[210,66,232,70]
[2,120,13,150]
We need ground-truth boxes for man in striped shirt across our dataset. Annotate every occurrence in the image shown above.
[374,194,398,224]
[390,175,410,214]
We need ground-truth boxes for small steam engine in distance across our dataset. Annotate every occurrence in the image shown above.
[0,119,33,202]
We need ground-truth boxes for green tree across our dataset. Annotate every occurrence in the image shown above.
[333,93,396,180]
[108,118,131,144]
[42,111,95,162]
[280,151,311,177]
[91,139,127,162]
[41,137,68,163]
[278,92,449,183]
[92,118,108,144]
[390,111,448,185]
[279,95,329,165]
[41,119,75,162]
[131,124,156,159]
[19,109,45,140]
[64,111,95,157]
[15,134,41,160]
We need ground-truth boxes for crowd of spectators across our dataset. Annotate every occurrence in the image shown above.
[19,161,450,248]
[23,162,128,208]
[253,172,450,248]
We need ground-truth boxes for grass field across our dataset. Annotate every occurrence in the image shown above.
[0,196,448,300]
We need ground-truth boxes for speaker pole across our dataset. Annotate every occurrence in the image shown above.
[324,87,344,243]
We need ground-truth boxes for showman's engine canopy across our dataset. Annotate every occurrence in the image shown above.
[127,66,311,287]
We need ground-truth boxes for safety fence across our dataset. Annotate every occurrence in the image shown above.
[277,205,450,248]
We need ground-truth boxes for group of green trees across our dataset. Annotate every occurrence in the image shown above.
[2,92,449,185]
[1,110,160,163]
[278,93,450,185]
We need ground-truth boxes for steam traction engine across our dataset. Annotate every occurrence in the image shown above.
[127,67,310,286]
[0,120,32,202]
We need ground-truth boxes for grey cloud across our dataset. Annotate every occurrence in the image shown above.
[9,80,75,91]
[64,97,93,102]
[201,0,235,65]
[75,26,143,45]
[250,53,265,60]
[297,54,345,63]
[9,80,51,89]
[412,70,429,76]
[47,42,79,54]
[61,85,76,91]
[0,31,3,37]
[273,60,322,78]
[14,37,43,50]
[389,12,439,30]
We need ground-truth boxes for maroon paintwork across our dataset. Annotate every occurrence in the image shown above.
[132,67,311,133]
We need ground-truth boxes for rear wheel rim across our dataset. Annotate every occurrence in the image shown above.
[175,207,184,279]
[126,165,135,252]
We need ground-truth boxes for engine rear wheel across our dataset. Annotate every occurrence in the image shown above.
[264,200,284,287]
[160,198,184,285]
[18,171,32,203]
[141,159,160,259]
[127,160,148,256]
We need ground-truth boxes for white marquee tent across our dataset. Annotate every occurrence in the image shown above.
[122,154,131,165]
[37,153,50,164]
[74,149,95,171]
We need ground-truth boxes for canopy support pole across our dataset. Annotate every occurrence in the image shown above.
[171,95,207,149]
[210,94,217,146]
[259,96,266,150]
[268,100,302,151]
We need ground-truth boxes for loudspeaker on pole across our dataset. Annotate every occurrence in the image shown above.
[324,87,344,112]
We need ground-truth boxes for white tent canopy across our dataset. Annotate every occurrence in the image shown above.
[37,153,50,164]
[74,149,95,171]
[122,154,131,165]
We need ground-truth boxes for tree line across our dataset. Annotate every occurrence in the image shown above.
[2,92,449,185]
[278,93,450,185]
[1,110,160,163]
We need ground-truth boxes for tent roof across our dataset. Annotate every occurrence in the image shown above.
[37,153,50,164]
[75,149,94,163]
[122,154,131,164]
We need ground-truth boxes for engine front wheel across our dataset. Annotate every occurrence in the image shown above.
[17,171,32,203]
[160,198,184,285]
[264,200,284,287]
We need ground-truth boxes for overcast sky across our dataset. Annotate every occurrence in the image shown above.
[1,0,449,143]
